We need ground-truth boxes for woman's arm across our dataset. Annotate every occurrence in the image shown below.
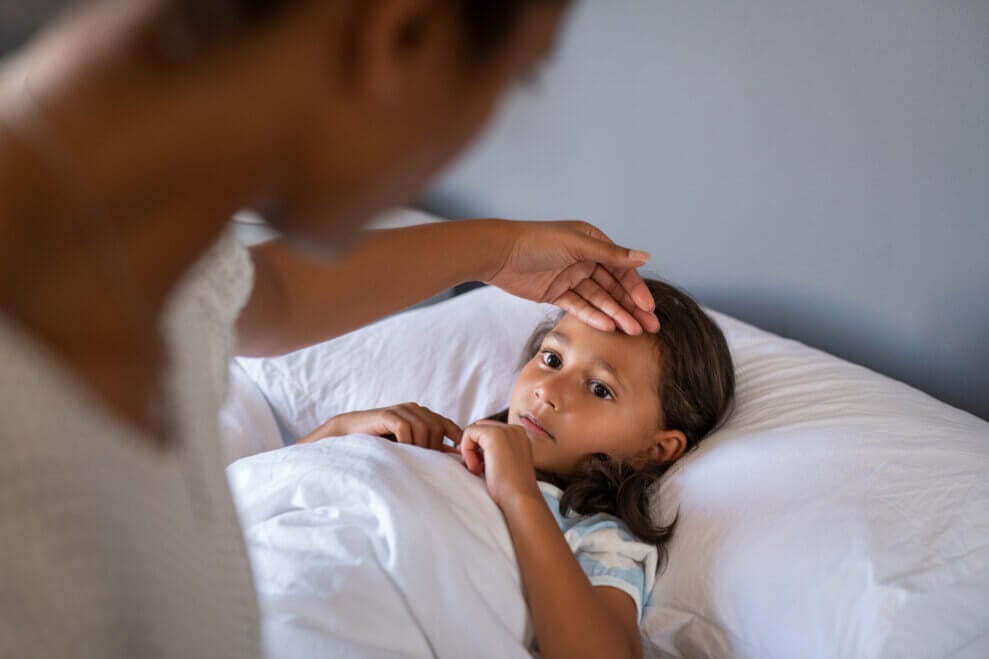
[236,219,658,357]
[500,495,643,659]
[238,220,493,356]
[458,421,642,659]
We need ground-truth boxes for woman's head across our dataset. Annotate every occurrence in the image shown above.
[161,0,560,62]
[501,277,735,547]
[8,0,569,257]
[142,0,571,248]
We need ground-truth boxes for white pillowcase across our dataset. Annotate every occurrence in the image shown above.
[238,286,989,658]
[217,361,284,466]
[237,287,557,442]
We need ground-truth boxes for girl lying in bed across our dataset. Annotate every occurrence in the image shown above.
[297,278,735,659]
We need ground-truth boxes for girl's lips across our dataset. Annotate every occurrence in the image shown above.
[520,414,554,441]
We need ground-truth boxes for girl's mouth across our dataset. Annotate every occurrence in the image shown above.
[520,414,554,441]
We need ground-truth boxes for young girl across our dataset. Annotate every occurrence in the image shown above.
[299,278,735,659]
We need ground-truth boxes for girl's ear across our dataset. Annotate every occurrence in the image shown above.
[641,429,687,466]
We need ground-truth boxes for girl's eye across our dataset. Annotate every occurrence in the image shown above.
[541,351,562,369]
[590,382,614,400]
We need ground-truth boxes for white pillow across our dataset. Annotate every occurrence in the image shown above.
[238,286,989,658]
[217,361,284,466]
[237,286,557,442]
[644,311,989,658]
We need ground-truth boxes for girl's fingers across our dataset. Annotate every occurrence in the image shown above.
[428,419,449,452]
[392,404,464,454]
[401,411,430,449]
[386,412,413,445]
[439,415,464,444]
[409,405,451,452]
[460,435,484,474]
[414,405,463,450]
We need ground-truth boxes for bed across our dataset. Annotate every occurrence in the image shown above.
[220,249,989,658]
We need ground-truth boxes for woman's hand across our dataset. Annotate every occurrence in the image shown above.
[482,220,661,336]
[459,420,542,508]
[297,403,462,453]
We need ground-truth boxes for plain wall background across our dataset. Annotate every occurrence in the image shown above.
[424,0,989,420]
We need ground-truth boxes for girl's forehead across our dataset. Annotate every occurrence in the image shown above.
[549,315,661,383]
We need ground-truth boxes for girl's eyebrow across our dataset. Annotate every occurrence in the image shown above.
[545,331,627,392]
[592,358,626,392]
[545,330,569,346]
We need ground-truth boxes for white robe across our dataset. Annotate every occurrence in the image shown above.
[0,229,262,659]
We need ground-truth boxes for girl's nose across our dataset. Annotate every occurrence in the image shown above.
[533,382,560,410]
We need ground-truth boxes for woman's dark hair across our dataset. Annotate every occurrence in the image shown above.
[158,0,560,61]
[490,277,735,568]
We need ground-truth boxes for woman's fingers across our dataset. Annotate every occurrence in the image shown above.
[554,290,617,332]
[574,277,641,335]
[633,306,661,334]
[557,274,661,335]
[591,264,658,327]
[612,267,660,332]
[554,224,659,332]
[590,265,638,313]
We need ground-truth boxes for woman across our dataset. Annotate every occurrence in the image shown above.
[0,1,659,656]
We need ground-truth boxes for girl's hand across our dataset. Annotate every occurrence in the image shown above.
[298,403,462,453]
[459,420,542,508]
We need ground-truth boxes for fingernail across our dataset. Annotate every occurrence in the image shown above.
[630,250,650,262]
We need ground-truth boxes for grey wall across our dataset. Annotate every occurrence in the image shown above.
[424,0,989,420]
[0,1,64,53]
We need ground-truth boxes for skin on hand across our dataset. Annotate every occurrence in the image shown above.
[298,402,462,452]
[458,419,543,507]
[483,220,660,336]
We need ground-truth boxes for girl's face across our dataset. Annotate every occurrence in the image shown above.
[507,314,686,479]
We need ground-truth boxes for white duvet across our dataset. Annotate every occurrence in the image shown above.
[227,435,535,659]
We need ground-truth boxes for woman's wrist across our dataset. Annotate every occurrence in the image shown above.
[457,219,516,284]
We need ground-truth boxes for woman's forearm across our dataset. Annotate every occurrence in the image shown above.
[500,494,639,659]
[236,220,508,356]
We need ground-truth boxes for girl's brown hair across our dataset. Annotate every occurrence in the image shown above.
[489,278,734,567]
